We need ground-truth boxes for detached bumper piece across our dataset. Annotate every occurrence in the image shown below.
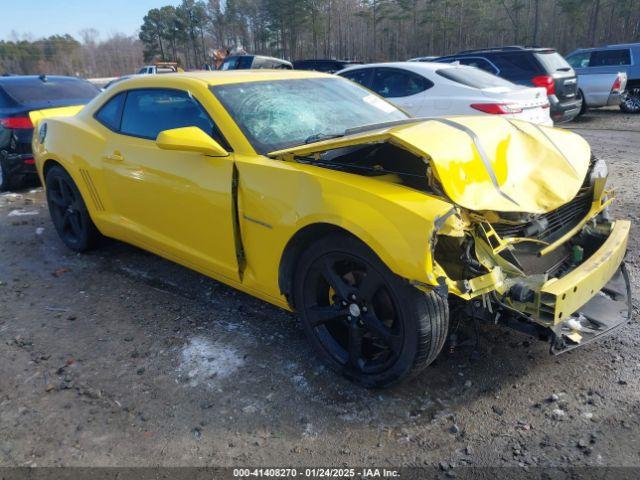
[549,264,632,354]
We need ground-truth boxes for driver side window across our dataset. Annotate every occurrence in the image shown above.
[115,89,227,148]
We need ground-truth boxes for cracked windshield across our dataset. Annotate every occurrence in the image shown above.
[212,77,408,153]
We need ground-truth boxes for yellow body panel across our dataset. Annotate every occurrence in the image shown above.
[29,105,85,124]
[30,70,629,324]
[30,72,464,310]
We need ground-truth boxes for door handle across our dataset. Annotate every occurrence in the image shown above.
[103,151,124,162]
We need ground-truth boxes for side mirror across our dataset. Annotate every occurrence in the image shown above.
[156,126,229,157]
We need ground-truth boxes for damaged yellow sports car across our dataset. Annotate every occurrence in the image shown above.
[31,71,631,387]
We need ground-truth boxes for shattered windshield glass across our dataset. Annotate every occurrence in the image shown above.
[211,77,408,154]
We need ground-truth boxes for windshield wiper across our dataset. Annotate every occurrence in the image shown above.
[304,132,346,144]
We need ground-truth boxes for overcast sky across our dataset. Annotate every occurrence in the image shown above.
[0,0,181,41]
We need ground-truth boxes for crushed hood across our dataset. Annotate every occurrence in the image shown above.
[269,117,591,214]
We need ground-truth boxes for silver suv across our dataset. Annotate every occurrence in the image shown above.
[566,43,640,113]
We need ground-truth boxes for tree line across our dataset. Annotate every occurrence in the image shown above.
[1,0,639,77]
[141,0,640,66]
[0,33,143,77]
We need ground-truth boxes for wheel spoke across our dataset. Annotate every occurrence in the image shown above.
[357,271,383,302]
[57,178,70,205]
[49,189,66,207]
[362,312,402,354]
[347,323,365,369]
[61,210,72,230]
[307,304,347,327]
[59,178,74,205]
[321,256,352,299]
[68,212,82,236]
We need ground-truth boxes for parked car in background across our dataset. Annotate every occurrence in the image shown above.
[407,56,438,62]
[337,62,552,125]
[435,46,581,123]
[0,75,99,191]
[566,43,640,114]
[293,59,361,73]
[137,62,182,74]
[221,55,292,70]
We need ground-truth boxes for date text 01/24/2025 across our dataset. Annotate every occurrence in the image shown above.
[233,468,400,478]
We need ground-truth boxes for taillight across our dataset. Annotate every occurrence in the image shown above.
[470,103,523,115]
[611,75,623,94]
[532,75,556,95]
[0,116,34,129]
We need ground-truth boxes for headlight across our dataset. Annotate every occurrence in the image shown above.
[590,157,608,184]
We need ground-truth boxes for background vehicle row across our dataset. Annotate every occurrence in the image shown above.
[434,46,582,123]
[338,62,552,125]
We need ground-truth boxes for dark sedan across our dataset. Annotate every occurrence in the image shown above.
[0,75,99,191]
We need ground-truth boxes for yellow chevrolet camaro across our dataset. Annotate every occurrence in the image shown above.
[31,71,630,387]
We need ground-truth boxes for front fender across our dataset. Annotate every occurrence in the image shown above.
[236,156,463,301]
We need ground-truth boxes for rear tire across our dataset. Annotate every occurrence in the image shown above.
[577,90,587,116]
[45,166,100,252]
[620,89,640,114]
[293,233,449,388]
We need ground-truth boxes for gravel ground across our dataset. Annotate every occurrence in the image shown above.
[0,108,638,470]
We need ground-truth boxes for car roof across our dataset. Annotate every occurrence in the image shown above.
[339,61,455,74]
[570,42,640,54]
[449,46,554,55]
[112,69,331,88]
[0,75,86,84]
[295,59,354,63]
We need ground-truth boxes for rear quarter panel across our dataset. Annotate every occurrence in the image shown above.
[576,72,618,106]
[33,115,113,231]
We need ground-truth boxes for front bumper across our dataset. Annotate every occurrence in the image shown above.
[458,217,632,353]
[540,220,630,324]
[550,264,631,353]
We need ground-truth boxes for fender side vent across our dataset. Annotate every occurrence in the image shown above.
[79,168,105,211]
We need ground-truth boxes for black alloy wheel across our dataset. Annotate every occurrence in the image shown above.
[294,234,449,388]
[620,89,640,114]
[45,166,100,252]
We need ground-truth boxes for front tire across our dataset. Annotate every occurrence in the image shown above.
[293,233,449,388]
[45,166,100,252]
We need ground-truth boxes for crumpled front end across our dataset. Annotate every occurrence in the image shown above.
[269,115,631,351]
[433,168,631,353]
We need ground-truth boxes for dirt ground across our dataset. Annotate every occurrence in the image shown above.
[0,108,639,470]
